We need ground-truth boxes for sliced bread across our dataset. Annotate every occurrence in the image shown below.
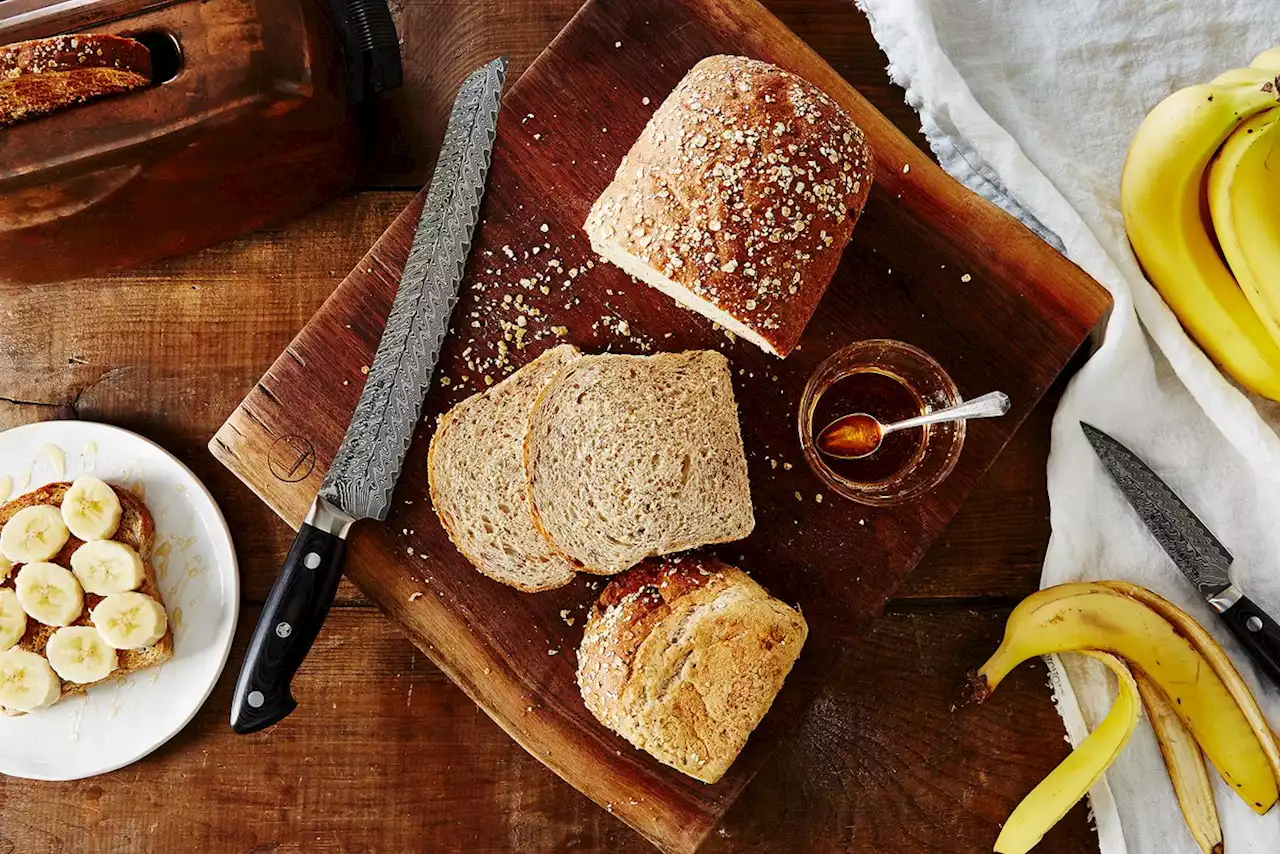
[576,556,807,783]
[524,350,754,575]
[428,344,583,592]
[1,34,152,127]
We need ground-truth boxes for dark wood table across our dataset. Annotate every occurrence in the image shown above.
[0,1,1099,851]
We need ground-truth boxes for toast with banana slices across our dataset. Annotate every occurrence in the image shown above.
[0,479,173,715]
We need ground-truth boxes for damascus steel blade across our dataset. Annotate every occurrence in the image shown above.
[319,56,507,521]
[1081,422,1233,597]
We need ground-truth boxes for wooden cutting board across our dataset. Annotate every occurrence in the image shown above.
[211,0,1111,850]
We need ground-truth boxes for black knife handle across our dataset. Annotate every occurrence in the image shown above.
[230,522,348,734]
[1220,595,1280,689]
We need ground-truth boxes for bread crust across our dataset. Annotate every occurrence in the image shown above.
[0,34,152,127]
[427,344,582,592]
[577,556,807,783]
[0,482,173,715]
[585,55,873,357]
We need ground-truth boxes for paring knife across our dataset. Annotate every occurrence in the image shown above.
[230,56,508,734]
[1081,422,1280,688]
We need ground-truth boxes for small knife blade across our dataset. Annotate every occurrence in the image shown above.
[230,57,508,735]
[1081,421,1280,689]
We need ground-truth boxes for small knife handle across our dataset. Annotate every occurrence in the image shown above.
[1220,595,1280,690]
[230,518,349,734]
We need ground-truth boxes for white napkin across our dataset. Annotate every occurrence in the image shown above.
[855,1,1280,851]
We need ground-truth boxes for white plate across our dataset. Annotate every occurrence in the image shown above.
[0,421,239,780]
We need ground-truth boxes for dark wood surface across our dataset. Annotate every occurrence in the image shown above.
[0,1,1105,852]
[210,0,1108,850]
[0,0,359,284]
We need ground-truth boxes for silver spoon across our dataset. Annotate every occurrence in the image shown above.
[816,391,1011,460]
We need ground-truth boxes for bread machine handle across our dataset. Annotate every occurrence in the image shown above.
[320,0,403,102]
[230,498,353,734]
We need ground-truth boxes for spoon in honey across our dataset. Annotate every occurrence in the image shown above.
[816,391,1011,460]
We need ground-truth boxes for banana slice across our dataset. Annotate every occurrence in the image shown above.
[15,562,84,626]
[60,476,123,542]
[92,592,167,649]
[0,648,61,712]
[71,540,144,595]
[46,626,117,684]
[0,505,70,563]
[0,588,27,651]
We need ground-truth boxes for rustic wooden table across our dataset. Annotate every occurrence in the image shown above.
[0,1,1100,851]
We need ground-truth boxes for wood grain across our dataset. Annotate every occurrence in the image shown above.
[0,0,360,284]
[210,0,1109,850]
[0,607,1094,853]
[0,1,1105,852]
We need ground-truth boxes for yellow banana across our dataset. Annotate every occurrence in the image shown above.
[1208,109,1280,330]
[1121,77,1280,399]
[1136,674,1223,854]
[994,652,1140,854]
[972,586,1279,813]
[1254,47,1280,70]
[1099,580,1280,784]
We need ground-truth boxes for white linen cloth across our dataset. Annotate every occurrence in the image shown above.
[855,1,1280,851]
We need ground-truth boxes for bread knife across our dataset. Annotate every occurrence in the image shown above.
[230,56,507,734]
[1081,422,1280,690]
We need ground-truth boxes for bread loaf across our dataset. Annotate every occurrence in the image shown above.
[576,556,807,783]
[585,55,873,357]
[524,350,754,576]
[1,34,152,127]
[428,344,583,592]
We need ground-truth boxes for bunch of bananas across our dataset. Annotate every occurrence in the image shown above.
[968,582,1279,854]
[1122,49,1280,399]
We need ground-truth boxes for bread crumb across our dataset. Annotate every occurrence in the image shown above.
[815,493,824,503]
[794,491,803,501]
[614,40,622,48]
[484,667,492,674]
[783,462,793,471]
[902,163,911,173]
[361,365,370,375]
[961,273,972,283]
[540,223,549,233]
[642,96,651,105]
[410,592,423,601]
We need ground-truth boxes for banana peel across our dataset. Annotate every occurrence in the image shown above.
[1136,673,1223,854]
[970,584,1279,813]
[993,652,1140,854]
[1099,580,1280,788]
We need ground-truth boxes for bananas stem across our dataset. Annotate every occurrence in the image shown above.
[993,652,1140,854]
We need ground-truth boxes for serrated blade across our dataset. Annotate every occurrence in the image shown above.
[1081,422,1233,598]
[319,56,507,522]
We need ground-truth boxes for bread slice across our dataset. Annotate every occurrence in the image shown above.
[1,34,152,127]
[585,55,873,357]
[428,345,584,591]
[525,350,754,575]
[0,482,173,715]
[577,556,807,783]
